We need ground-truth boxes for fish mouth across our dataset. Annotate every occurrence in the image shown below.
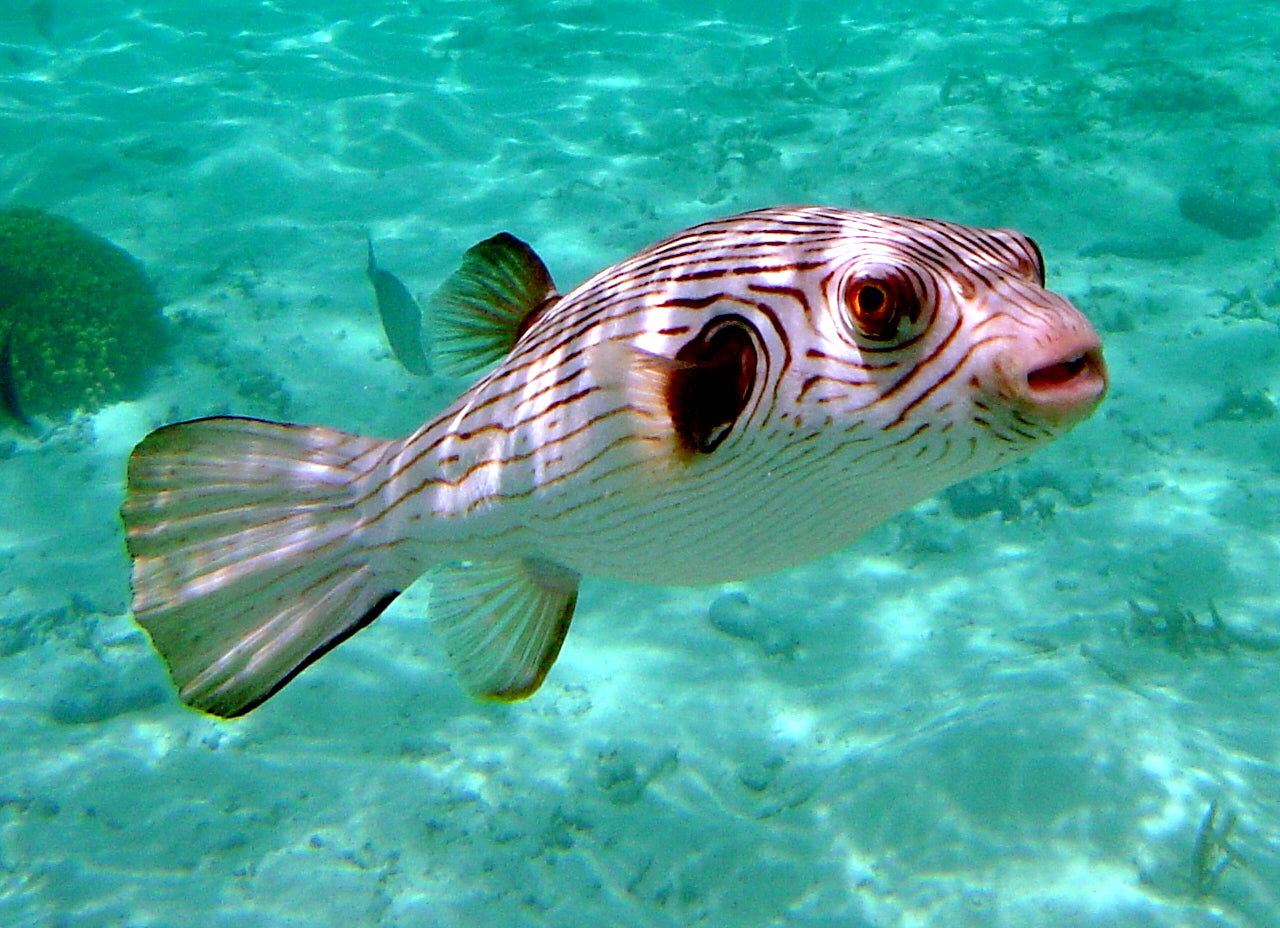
[1021,342,1108,424]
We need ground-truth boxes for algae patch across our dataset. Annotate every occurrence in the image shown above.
[0,207,171,421]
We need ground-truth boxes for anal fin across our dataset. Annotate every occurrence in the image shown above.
[429,557,581,700]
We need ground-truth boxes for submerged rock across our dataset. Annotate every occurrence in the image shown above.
[49,682,167,725]
[1078,235,1203,261]
[707,592,798,658]
[1178,185,1276,241]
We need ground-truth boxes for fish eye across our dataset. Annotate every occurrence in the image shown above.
[857,283,886,315]
[842,272,920,343]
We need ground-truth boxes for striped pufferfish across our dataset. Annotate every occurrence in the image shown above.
[121,206,1107,718]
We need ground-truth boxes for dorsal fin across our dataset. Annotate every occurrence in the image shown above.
[429,232,558,378]
[580,317,760,475]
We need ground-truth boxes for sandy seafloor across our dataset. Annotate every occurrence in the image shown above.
[3,0,1280,925]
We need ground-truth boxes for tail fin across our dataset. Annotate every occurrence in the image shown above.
[121,416,403,717]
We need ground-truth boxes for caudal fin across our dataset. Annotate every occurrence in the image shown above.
[121,416,402,717]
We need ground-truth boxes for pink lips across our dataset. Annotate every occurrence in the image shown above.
[1021,337,1108,425]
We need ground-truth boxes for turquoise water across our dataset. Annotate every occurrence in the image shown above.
[2,0,1279,924]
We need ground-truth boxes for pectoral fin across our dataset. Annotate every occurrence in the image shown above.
[429,557,580,700]
[668,314,760,453]
[589,313,761,467]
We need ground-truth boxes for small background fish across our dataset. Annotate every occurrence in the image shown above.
[0,326,36,431]
[366,236,432,376]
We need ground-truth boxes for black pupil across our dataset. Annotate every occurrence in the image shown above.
[858,284,886,316]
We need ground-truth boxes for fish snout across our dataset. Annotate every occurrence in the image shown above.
[993,308,1108,429]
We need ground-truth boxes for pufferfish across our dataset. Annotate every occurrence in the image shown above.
[121,206,1107,718]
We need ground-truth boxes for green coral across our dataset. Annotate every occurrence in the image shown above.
[0,207,170,420]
